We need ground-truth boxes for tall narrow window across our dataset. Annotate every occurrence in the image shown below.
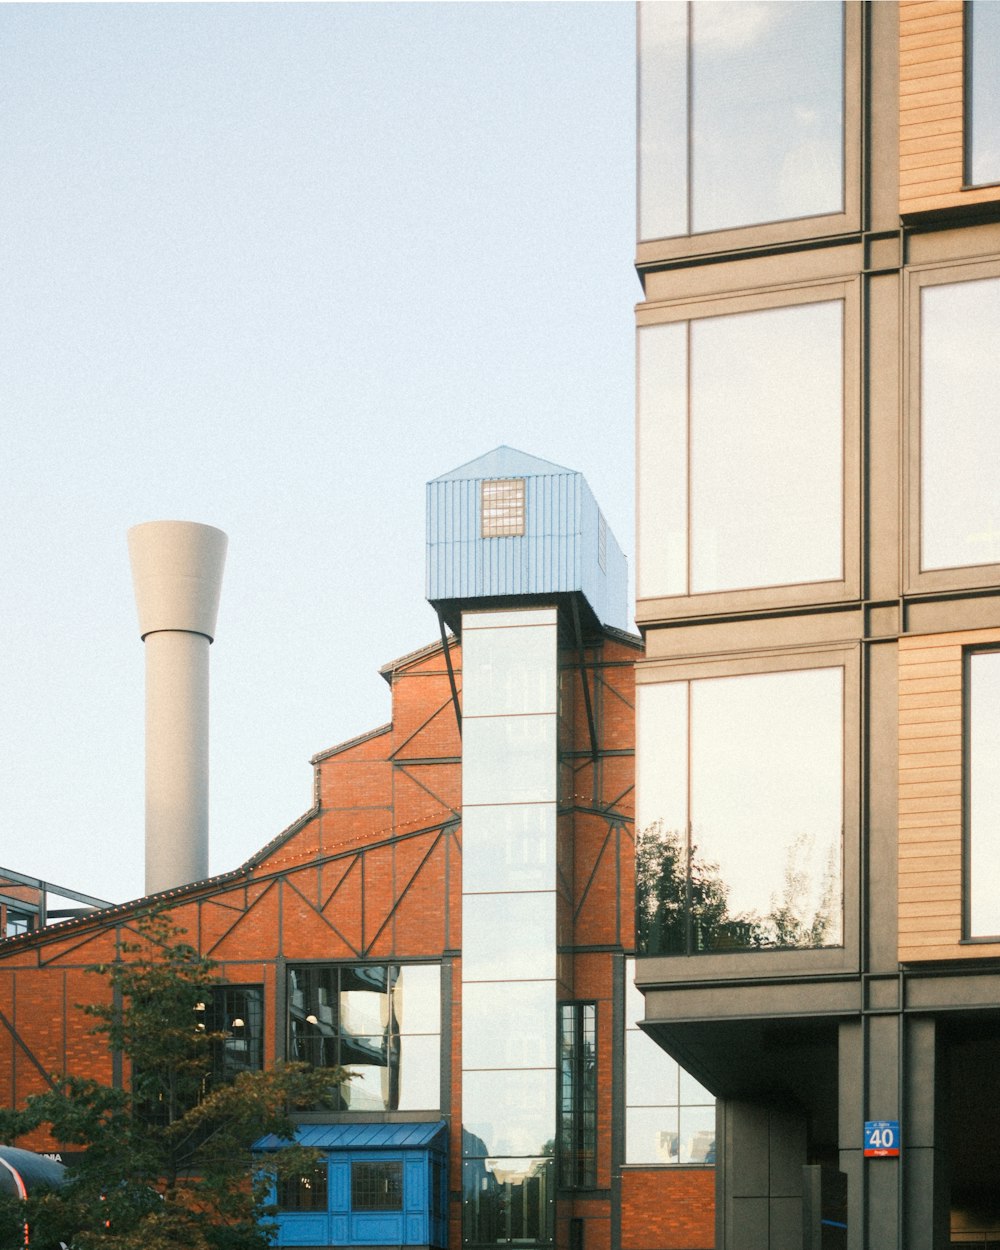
[968,650,1000,937]
[966,1,1000,188]
[558,1003,597,1189]
[206,985,263,1082]
[920,275,1000,574]
[639,1,844,241]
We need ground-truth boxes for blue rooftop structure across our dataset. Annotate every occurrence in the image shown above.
[426,446,628,634]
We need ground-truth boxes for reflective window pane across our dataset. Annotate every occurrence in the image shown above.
[463,804,556,894]
[968,1,1000,187]
[638,0,688,240]
[463,1069,556,1158]
[396,1032,441,1111]
[690,2,843,234]
[638,302,844,599]
[969,651,1000,936]
[637,322,688,598]
[636,682,688,846]
[638,0,843,240]
[690,302,843,592]
[462,1158,554,1246]
[464,980,555,1070]
[636,669,843,953]
[462,621,557,716]
[462,892,557,982]
[679,1104,717,1164]
[690,668,843,949]
[624,960,715,1167]
[626,1028,679,1108]
[626,1106,682,1165]
[391,964,440,1035]
[341,1054,392,1112]
[463,716,556,806]
[286,963,440,1114]
[921,278,1000,571]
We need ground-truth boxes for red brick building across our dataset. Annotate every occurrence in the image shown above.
[0,450,714,1250]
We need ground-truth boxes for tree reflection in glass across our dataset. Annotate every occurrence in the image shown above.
[636,667,843,955]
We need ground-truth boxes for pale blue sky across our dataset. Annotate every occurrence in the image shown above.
[0,2,638,903]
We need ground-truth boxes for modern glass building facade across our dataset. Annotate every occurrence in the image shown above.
[634,3,1000,1247]
[461,606,560,1244]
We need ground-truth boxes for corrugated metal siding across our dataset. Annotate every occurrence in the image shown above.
[426,465,628,629]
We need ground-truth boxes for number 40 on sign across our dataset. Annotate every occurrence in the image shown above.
[864,1120,901,1157]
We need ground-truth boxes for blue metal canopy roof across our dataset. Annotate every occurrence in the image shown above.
[254,1120,447,1152]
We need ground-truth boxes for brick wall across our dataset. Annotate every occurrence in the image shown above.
[0,623,713,1248]
[620,1168,715,1250]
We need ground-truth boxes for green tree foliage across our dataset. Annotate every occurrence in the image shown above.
[0,912,343,1249]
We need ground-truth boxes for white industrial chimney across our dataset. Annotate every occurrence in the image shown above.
[127,521,227,896]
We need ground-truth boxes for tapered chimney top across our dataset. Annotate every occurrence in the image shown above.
[127,521,228,641]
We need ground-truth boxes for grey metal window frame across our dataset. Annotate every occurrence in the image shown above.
[636,278,862,625]
[635,0,861,267]
[557,1001,597,1190]
[634,644,860,984]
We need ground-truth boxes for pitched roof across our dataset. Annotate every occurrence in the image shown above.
[430,445,571,482]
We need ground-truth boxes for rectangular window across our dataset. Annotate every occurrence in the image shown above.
[919,274,1000,576]
[558,1002,597,1189]
[624,962,714,1166]
[278,1161,328,1211]
[287,962,440,1112]
[2,908,32,938]
[966,1,1000,188]
[481,478,526,537]
[968,650,1000,938]
[462,1157,554,1245]
[636,666,844,955]
[351,1160,403,1212]
[638,297,847,606]
[638,1,845,242]
[206,985,263,1082]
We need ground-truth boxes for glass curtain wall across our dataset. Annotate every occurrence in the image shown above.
[461,608,558,1246]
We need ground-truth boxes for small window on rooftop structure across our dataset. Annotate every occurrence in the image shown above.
[481,478,525,537]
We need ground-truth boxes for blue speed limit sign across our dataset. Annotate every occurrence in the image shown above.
[864,1120,900,1157]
